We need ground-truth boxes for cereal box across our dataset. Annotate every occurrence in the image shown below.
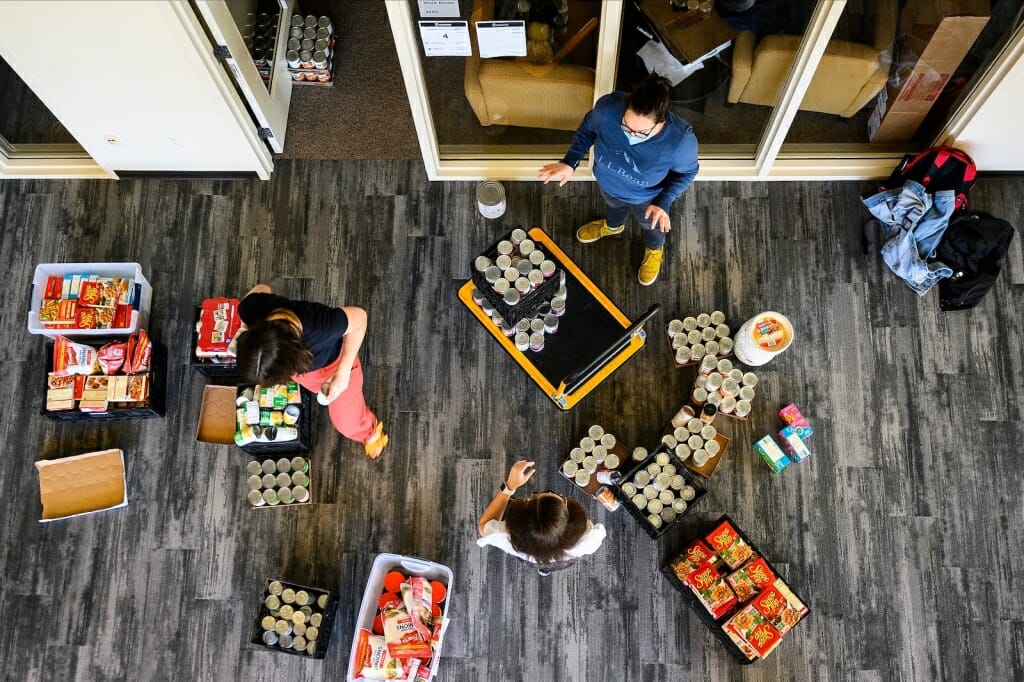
[670,539,716,583]
[686,561,737,619]
[726,557,775,602]
[706,521,753,570]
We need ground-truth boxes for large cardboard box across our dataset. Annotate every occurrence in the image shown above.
[869,0,989,143]
[196,384,238,445]
[35,449,127,522]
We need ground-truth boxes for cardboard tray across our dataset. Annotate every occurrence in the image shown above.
[611,444,707,539]
[35,448,127,522]
[237,384,313,455]
[347,553,452,682]
[41,338,167,422]
[469,226,562,326]
[196,385,238,445]
[558,440,631,498]
[660,514,812,664]
[250,578,338,659]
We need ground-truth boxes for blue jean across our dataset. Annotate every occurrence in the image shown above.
[600,187,666,249]
[862,181,955,297]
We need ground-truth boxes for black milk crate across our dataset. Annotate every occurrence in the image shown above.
[249,578,338,659]
[469,227,562,326]
[41,338,167,422]
[660,514,812,665]
[236,384,313,455]
[191,306,240,377]
[612,444,707,539]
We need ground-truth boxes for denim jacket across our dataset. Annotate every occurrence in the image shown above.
[862,181,955,297]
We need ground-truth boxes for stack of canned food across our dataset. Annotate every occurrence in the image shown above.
[235,383,302,445]
[661,413,721,468]
[667,311,734,366]
[245,456,311,507]
[242,11,280,79]
[285,14,335,83]
[691,358,758,419]
[621,447,701,532]
[471,228,567,353]
[561,425,625,511]
[254,579,336,657]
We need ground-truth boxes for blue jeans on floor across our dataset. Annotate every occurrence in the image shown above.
[600,187,666,249]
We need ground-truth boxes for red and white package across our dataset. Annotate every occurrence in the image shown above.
[400,577,434,641]
[382,604,432,660]
[353,628,409,680]
[52,336,98,376]
[97,341,127,374]
[124,330,152,374]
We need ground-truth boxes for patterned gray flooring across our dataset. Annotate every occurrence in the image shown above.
[0,162,1021,682]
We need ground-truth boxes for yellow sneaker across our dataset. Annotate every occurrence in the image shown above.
[638,247,663,286]
[576,219,625,244]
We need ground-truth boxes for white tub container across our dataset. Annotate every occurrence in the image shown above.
[733,311,794,366]
[27,262,152,338]
[347,553,453,682]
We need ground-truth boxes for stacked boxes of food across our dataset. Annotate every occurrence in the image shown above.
[252,579,337,657]
[194,297,241,366]
[285,14,336,84]
[45,332,156,415]
[244,456,312,507]
[37,273,136,331]
[469,228,565,344]
[235,383,303,446]
[666,312,734,366]
[665,517,809,662]
[754,403,814,473]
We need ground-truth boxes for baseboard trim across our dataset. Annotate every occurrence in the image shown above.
[113,171,260,180]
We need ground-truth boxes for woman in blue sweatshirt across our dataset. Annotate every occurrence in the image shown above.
[539,74,699,286]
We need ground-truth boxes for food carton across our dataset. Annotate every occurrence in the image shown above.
[706,520,753,569]
[686,561,738,619]
[669,539,717,583]
[754,434,791,472]
[727,557,775,602]
[778,426,812,461]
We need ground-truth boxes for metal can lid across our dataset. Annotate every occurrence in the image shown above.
[293,486,310,503]
[290,14,304,27]
[268,580,284,596]
[306,625,319,640]
[262,630,279,645]
[261,615,276,630]
[286,49,299,61]
[314,38,328,51]
[313,50,327,61]
[309,613,323,628]
[294,590,310,605]
[299,50,313,60]
[317,16,332,28]
[281,588,296,603]
[317,594,329,609]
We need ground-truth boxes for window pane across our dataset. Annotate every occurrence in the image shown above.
[625,0,815,149]
[0,55,78,146]
[414,0,601,156]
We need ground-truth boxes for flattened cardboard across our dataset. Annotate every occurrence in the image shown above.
[36,449,127,522]
[869,0,989,142]
[196,385,238,445]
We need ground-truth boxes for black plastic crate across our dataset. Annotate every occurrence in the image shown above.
[660,514,812,664]
[191,305,240,377]
[236,384,313,455]
[469,227,562,326]
[41,338,167,422]
[249,578,338,658]
[612,444,707,539]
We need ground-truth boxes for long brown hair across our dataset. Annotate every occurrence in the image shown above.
[236,318,313,385]
[504,493,589,565]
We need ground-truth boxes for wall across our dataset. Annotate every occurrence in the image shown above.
[953,49,1024,170]
[0,0,268,174]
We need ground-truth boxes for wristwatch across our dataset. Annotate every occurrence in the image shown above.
[499,482,516,496]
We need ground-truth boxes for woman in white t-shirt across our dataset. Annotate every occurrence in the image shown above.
[477,460,606,575]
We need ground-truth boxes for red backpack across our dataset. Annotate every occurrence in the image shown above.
[881,145,977,212]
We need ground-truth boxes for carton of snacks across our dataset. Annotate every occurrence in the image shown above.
[747,619,782,658]
[754,434,790,472]
[706,520,753,570]
[726,603,783,657]
[686,561,738,619]
[722,621,758,661]
[770,579,808,636]
[751,585,786,620]
[779,426,812,461]
[726,557,775,602]
[669,539,717,583]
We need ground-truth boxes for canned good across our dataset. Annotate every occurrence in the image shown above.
[696,313,711,328]
[293,622,307,638]
[300,37,314,52]
[293,486,310,503]
[632,446,648,461]
[604,453,620,470]
[515,277,531,295]
[265,594,281,611]
[675,443,691,461]
[289,470,308,488]
[503,289,520,307]
[273,472,289,488]
[592,444,607,462]
[317,594,329,610]
[247,474,263,491]
[574,469,590,487]
[281,588,296,604]
[514,332,530,352]
[317,15,333,33]
[551,297,566,317]
[268,581,284,596]
[278,486,294,504]
[719,337,734,355]
[581,456,597,474]
[528,269,544,288]
[274,618,292,636]
[299,50,314,69]
[634,470,650,487]
[675,347,689,365]
[290,26,304,40]
[682,316,697,331]
[716,323,730,339]
[543,314,558,334]
[702,326,717,342]
[519,238,535,256]
[647,499,663,515]
[493,278,509,295]
[632,494,648,510]
[562,460,579,477]
[303,27,316,41]
[278,633,294,649]
[262,630,279,646]
[529,249,544,265]
[262,488,280,505]
[314,38,331,54]
[312,50,328,69]
[248,489,265,507]
[286,49,301,68]
[310,613,323,628]
[687,330,702,345]
[261,615,277,631]
[529,332,544,352]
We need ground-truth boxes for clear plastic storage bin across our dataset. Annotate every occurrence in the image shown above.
[27,262,152,338]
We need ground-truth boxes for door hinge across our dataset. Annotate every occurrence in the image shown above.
[214,45,232,61]
[258,128,274,141]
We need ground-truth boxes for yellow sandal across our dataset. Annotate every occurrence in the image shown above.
[364,421,389,461]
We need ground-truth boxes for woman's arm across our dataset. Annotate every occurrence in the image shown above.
[324,306,367,400]
[477,460,535,536]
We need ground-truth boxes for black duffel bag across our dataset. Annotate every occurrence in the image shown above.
[935,210,1015,311]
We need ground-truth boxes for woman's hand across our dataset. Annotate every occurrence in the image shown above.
[645,205,672,232]
[506,460,536,491]
[538,162,574,186]
[323,365,351,401]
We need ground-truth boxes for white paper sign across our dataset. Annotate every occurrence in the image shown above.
[475,20,527,58]
[418,20,472,57]
[417,0,460,18]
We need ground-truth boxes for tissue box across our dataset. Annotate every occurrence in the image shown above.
[754,435,790,472]
[779,426,812,462]
[778,403,813,439]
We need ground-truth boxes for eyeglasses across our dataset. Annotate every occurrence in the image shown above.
[620,118,657,139]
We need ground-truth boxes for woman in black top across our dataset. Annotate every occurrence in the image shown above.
[236,284,387,459]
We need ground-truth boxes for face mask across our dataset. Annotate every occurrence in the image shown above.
[624,130,651,146]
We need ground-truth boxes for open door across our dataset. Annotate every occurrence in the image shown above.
[192,0,293,153]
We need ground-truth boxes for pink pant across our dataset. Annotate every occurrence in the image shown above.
[292,355,378,444]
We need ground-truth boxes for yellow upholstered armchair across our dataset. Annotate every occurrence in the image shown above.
[464,0,596,130]
[727,0,898,117]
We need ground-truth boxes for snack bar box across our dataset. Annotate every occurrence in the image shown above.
[28,262,152,338]
[347,553,454,682]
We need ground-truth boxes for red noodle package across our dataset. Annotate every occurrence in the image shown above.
[382,604,432,660]
[400,577,434,641]
[97,341,127,374]
[354,629,410,679]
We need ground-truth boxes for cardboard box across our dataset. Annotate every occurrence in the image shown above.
[35,449,127,522]
[869,0,989,142]
[196,385,238,445]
